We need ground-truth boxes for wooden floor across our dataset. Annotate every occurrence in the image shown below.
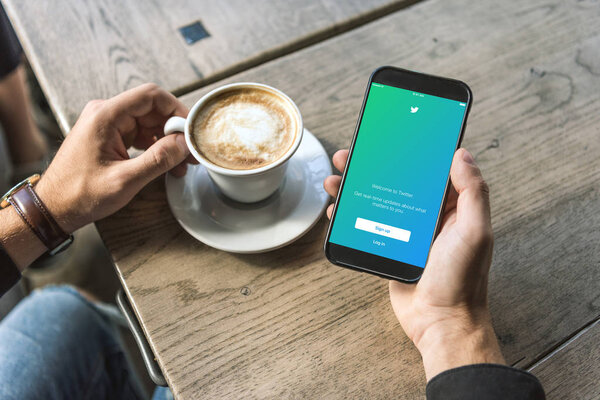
[6,0,600,398]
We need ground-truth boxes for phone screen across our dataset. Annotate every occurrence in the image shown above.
[328,82,468,268]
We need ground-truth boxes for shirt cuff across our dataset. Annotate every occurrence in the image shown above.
[426,363,546,400]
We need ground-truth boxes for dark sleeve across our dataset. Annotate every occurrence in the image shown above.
[0,244,22,298]
[0,3,23,79]
[426,364,545,400]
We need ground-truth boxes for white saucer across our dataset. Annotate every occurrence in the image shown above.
[166,129,332,253]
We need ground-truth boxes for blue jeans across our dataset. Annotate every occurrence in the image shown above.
[0,285,172,400]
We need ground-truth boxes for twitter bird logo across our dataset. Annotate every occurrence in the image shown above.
[410,106,419,113]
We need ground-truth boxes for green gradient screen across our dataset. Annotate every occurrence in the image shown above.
[329,83,467,268]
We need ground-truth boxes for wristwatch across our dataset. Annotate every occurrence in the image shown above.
[1,174,73,256]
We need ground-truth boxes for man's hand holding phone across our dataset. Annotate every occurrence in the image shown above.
[324,148,505,380]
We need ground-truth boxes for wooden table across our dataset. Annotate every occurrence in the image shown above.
[6,0,600,398]
[2,0,412,133]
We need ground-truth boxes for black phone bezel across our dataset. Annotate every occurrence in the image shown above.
[323,66,472,283]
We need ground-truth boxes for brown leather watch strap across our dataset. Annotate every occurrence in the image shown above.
[8,183,73,254]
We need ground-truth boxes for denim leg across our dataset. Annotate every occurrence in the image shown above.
[0,285,144,400]
[152,386,174,400]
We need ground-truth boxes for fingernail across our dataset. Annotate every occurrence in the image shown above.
[462,149,475,164]
[175,134,189,154]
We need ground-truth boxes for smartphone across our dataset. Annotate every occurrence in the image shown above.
[324,66,472,282]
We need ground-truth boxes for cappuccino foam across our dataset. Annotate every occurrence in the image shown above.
[192,88,298,170]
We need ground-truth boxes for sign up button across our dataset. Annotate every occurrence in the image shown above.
[355,217,411,242]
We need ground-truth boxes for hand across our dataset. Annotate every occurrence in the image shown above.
[323,148,504,380]
[35,83,196,233]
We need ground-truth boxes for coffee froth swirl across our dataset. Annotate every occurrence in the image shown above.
[192,88,297,170]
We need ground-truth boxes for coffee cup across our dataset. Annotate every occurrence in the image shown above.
[164,83,303,203]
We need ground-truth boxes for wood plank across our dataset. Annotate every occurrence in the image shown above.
[95,0,600,398]
[2,0,415,134]
[529,319,600,400]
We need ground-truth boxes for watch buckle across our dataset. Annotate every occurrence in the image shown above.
[49,235,74,256]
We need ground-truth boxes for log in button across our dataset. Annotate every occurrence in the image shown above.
[354,217,411,242]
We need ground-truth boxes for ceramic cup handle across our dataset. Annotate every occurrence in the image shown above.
[164,116,187,136]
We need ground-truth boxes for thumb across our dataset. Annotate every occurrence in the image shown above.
[123,133,190,187]
[450,148,492,240]
[389,280,416,326]
[389,280,415,307]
